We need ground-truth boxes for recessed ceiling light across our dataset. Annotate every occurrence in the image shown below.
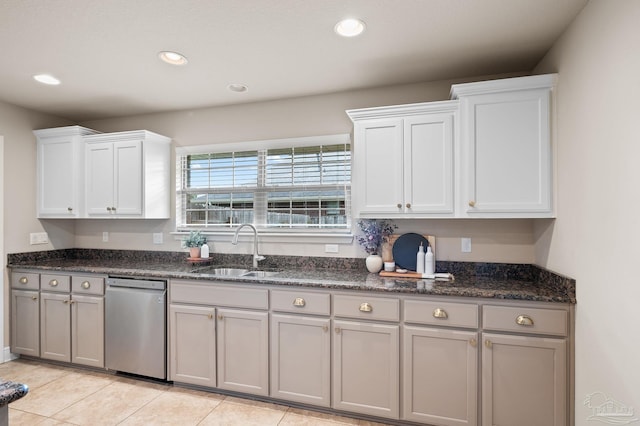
[158,51,188,66]
[334,18,366,37]
[33,74,61,85]
[228,84,248,93]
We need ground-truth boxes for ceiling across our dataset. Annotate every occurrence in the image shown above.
[0,0,587,122]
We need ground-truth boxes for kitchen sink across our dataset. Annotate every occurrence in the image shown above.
[241,270,279,278]
[203,267,249,277]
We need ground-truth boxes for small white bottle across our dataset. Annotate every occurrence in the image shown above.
[424,245,435,275]
[200,243,210,259]
[416,243,425,273]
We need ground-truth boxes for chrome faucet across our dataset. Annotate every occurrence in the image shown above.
[232,224,265,268]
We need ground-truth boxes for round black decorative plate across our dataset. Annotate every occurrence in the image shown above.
[392,233,430,271]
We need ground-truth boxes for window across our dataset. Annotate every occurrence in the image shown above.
[176,134,351,232]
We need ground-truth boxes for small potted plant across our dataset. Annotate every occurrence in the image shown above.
[356,219,397,273]
[183,230,206,258]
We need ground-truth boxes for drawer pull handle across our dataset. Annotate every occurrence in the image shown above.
[49,279,59,287]
[468,200,476,207]
[359,302,373,313]
[516,315,534,326]
[19,277,28,284]
[293,297,306,307]
[485,339,492,348]
[335,327,341,334]
[81,281,91,289]
[433,308,448,319]
[31,295,37,301]
[469,338,477,347]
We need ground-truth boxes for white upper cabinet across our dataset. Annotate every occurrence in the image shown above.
[84,130,171,219]
[35,126,100,218]
[347,101,457,218]
[452,74,556,217]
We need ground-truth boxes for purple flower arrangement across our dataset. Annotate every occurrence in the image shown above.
[355,219,397,255]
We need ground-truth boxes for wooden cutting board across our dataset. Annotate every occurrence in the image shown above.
[382,234,435,263]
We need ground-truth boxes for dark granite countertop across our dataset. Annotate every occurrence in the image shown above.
[0,380,28,406]
[7,249,576,304]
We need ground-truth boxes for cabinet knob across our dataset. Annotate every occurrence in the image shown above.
[335,327,341,334]
[31,295,38,301]
[406,203,411,209]
[322,325,329,333]
[397,203,402,209]
[63,299,69,304]
[359,302,373,313]
[67,207,73,212]
[469,338,477,347]
[69,300,76,305]
[515,315,534,326]
[293,297,306,307]
[19,277,28,284]
[49,279,58,287]
[106,207,112,212]
[485,339,492,348]
[432,308,448,319]
[217,314,223,320]
[207,313,213,320]
[468,200,476,207]
[81,281,91,289]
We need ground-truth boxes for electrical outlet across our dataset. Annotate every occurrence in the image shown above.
[153,233,163,244]
[461,237,472,253]
[102,232,109,242]
[325,244,339,253]
[29,232,49,245]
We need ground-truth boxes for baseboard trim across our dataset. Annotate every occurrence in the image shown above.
[3,347,19,363]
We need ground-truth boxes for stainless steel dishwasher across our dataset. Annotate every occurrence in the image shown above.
[105,277,167,380]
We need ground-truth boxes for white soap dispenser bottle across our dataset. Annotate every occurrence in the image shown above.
[416,243,425,273]
[200,242,210,259]
[424,245,435,275]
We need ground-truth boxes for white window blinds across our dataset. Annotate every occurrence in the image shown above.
[176,135,351,231]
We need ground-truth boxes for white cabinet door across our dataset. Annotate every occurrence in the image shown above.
[217,308,269,396]
[404,113,454,215]
[86,140,143,217]
[40,292,71,363]
[169,304,216,387]
[71,294,104,368]
[332,319,399,419]
[454,75,555,217]
[86,141,115,216]
[402,326,478,425]
[352,118,404,216]
[113,140,143,215]
[35,126,99,218]
[482,332,567,426]
[270,314,331,407]
[10,290,40,356]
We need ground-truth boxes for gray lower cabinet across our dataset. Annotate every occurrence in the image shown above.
[40,291,72,362]
[270,313,331,407]
[216,308,269,396]
[11,289,40,357]
[70,293,104,368]
[169,304,216,387]
[403,326,478,425]
[332,319,400,419]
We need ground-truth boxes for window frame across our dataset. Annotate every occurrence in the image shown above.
[175,134,353,241]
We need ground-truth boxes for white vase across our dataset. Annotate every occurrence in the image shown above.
[365,255,383,273]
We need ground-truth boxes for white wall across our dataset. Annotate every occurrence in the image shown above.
[78,75,534,262]
[534,0,640,421]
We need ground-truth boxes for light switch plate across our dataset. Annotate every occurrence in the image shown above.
[29,232,49,245]
[325,244,339,253]
[461,237,472,253]
[153,233,163,244]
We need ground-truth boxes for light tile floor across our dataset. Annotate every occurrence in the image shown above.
[0,359,390,426]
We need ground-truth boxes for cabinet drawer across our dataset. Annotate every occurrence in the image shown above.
[41,274,70,292]
[11,272,40,290]
[404,299,478,328]
[483,305,568,337]
[171,280,268,310]
[333,294,399,322]
[271,290,330,316]
[72,276,105,295]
